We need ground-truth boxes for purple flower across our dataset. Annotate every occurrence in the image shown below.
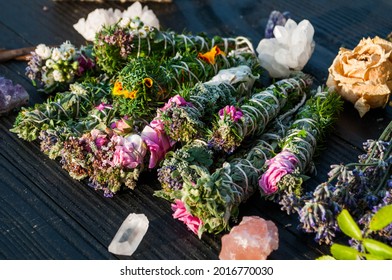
[112,134,147,169]
[77,53,95,76]
[218,105,243,122]
[259,150,299,194]
[90,129,109,149]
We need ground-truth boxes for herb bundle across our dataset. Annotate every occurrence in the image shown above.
[94,21,255,75]
[208,73,313,153]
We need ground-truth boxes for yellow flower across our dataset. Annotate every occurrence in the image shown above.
[143,77,153,88]
[112,81,125,96]
[327,36,392,117]
[198,45,225,65]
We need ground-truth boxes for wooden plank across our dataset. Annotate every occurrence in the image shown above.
[0,153,114,259]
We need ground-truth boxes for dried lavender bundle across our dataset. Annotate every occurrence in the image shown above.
[298,120,391,245]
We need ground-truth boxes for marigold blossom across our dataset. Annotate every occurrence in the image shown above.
[198,45,225,65]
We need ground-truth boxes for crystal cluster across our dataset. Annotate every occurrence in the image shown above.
[257,19,315,78]
[73,1,160,41]
[219,216,279,260]
[0,76,29,115]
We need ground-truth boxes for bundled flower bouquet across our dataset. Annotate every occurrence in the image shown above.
[9,1,391,260]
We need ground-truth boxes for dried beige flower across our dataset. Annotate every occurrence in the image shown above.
[327,36,392,117]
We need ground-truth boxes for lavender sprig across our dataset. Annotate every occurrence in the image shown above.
[298,121,392,244]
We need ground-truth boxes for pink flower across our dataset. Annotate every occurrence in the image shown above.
[112,134,147,169]
[95,103,112,111]
[141,124,173,168]
[90,129,108,148]
[111,117,132,135]
[171,200,202,235]
[219,105,243,122]
[259,150,299,194]
[161,94,191,111]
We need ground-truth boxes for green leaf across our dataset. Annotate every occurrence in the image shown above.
[369,204,392,231]
[337,209,363,240]
[363,238,392,259]
[364,254,386,260]
[331,244,361,260]
[316,255,336,260]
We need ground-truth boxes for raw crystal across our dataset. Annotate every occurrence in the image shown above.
[0,76,29,115]
[257,18,315,78]
[265,10,290,39]
[219,216,279,260]
[108,213,149,256]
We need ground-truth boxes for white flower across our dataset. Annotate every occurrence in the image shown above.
[51,48,62,62]
[73,1,159,42]
[52,70,64,82]
[42,72,54,87]
[35,44,52,60]
[45,59,55,68]
[59,41,76,60]
[119,17,131,28]
[256,19,315,78]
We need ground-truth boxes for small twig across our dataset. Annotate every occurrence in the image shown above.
[0,46,36,63]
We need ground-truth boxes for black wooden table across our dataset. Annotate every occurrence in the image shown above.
[0,0,391,260]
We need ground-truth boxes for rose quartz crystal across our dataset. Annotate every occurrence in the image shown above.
[219,216,279,260]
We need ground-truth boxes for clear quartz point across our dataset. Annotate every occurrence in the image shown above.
[108,213,149,256]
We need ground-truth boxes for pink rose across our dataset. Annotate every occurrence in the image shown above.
[171,200,202,235]
[259,150,299,195]
[112,134,147,169]
[141,124,173,168]
[111,117,132,135]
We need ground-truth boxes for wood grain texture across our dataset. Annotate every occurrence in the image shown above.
[0,0,391,260]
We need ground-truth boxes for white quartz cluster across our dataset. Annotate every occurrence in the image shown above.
[256,19,315,78]
[73,1,160,41]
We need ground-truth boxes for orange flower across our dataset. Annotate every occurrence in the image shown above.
[123,90,137,99]
[112,80,137,99]
[198,45,225,64]
[143,77,153,88]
